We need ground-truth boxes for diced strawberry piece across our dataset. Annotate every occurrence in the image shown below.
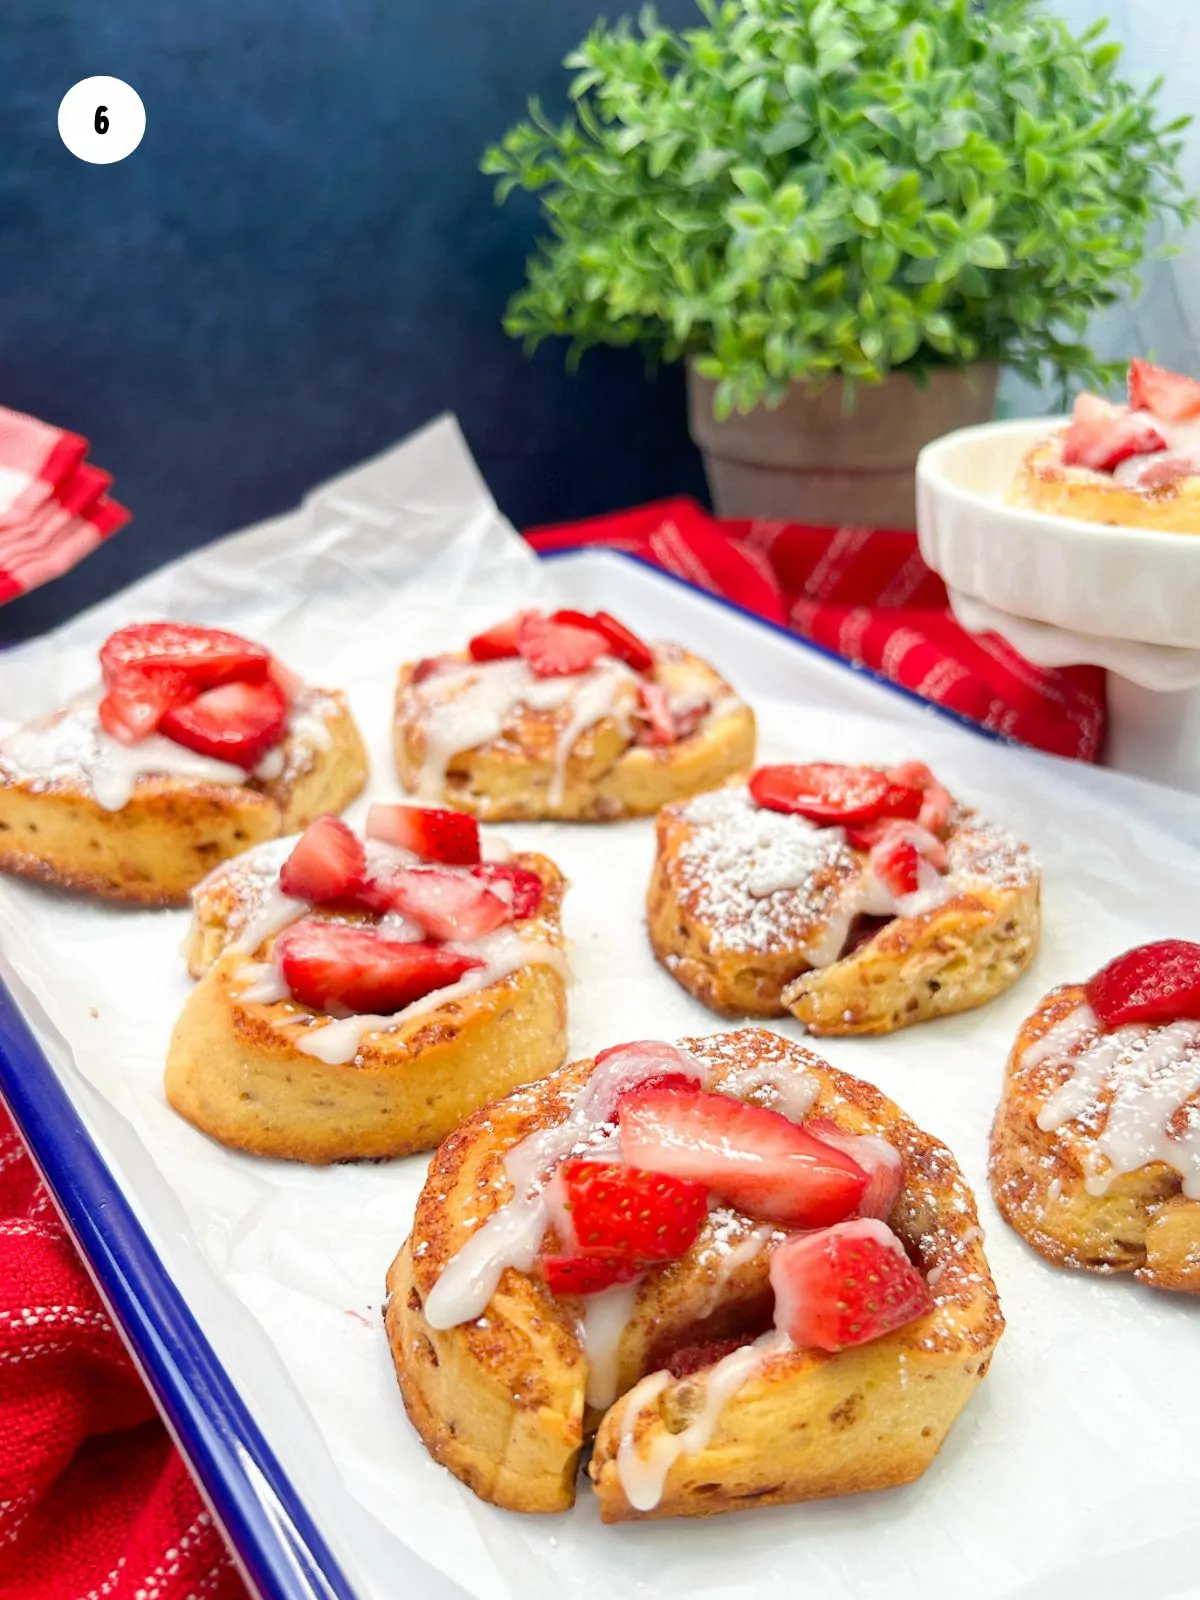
[98,667,194,744]
[557,1159,708,1262]
[469,861,544,919]
[1128,359,1200,423]
[886,761,952,837]
[771,1219,932,1352]
[670,696,711,740]
[516,613,609,677]
[870,835,921,897]
[634,682,675,747]
[1062,392,1167,472]
[619,1086,867,1229]
[749,763,919,827]
[100,623,270,692]
[1086,939,1200,1030]
[848,818,948,872]
[538,1254,643,1297]
[369,865,511,941]
[665,1339,747,1379]
[365,803,481,865]
[279,816,366,903]
[804,1118,904,1221]
[613,1071,699,1118]
[276,920,483,1014]
[551,609,655,673]
[467,613,529,662]
[411,657,441,685]
[158,677,288,769]
[267,656,304,703]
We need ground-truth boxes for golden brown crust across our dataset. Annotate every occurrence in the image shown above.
[165,852,569,1163]
[989,984,1200,1292]
[647,781,1040,1033]
[0,691,367,906]
[393,645,756,822]
[1008,432,1200,533]
[386,1028,1003,1518]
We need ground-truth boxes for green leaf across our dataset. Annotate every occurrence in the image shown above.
[648,131,686,178]
[730,165,771,202]
[680,147,735,185]
[760,116,813,155]
[965,235,1009,269]
[1025,148,1051,190]
[852,193,881,228]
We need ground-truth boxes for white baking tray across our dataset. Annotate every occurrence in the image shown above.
[0,419,1196,1600]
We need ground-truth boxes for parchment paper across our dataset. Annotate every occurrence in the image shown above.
[0,416,1196,1600]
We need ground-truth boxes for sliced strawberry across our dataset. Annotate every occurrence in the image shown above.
[619,1086,867,1230]
[749,763,920,827]
[279,816,366,903]
[98,667,194,744]
[469,861,544,919]
[1062,392,1167,472]
[665,1339,747,1378]
[1128,359,1200,423]
[613,1071,699,1118]
[369,865,511,941]
[804,1118,904,1221]
[885,761,952,837]
[158,677,288,769]
[634,682,675,747]
[557,1158,708,1262]
[516,612,609,677]
[552,609,655,673]
[670,695,711,740]
[365,803,480,865]
[100,623,270,692]
[770,1219,932,1352]
[870,835,921,897]
[467,612,529,662]
[275,919,482,1014]
[538,1254,643,1297]
[1086,939,1200,1030]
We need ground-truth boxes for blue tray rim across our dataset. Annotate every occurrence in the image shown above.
[0,545,1009,1600]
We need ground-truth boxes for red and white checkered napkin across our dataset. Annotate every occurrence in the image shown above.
[0,405,130,604]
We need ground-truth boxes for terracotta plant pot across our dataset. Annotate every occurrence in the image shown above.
[687,362,999,530]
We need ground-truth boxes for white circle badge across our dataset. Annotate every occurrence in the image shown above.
[58,77,145,164]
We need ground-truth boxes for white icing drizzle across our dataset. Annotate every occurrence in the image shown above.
[423,1042,707,1330]
[694,1211,778,1320]
[410,656,637,802]
[236,961,291,1004]
[0,684,336,813]
[1031,1002,1200,1198]
[615,1330,792,1512]
[280,928,569,1067]
[580,1279,643,1410]
[714,1060,819,1123]
[0,688,247,810]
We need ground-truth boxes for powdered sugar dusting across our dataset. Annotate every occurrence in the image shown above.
[672,785,853,955]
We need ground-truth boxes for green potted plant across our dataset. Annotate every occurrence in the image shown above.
[483,0,1194,529]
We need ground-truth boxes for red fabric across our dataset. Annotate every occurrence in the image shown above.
[528,497,1107,762]
[0,1100,246,1600]
[0,405,130,606]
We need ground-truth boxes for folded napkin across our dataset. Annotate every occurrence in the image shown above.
[527,497,1107,762]
[0,1100,245,1600]
[0,405,129,605]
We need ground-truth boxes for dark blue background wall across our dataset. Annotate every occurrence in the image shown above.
[0,0,708,638]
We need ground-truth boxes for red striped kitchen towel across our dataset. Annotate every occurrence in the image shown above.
[527,496,1106,762]
[0,1098,246,1599]
[0,405,130,605]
